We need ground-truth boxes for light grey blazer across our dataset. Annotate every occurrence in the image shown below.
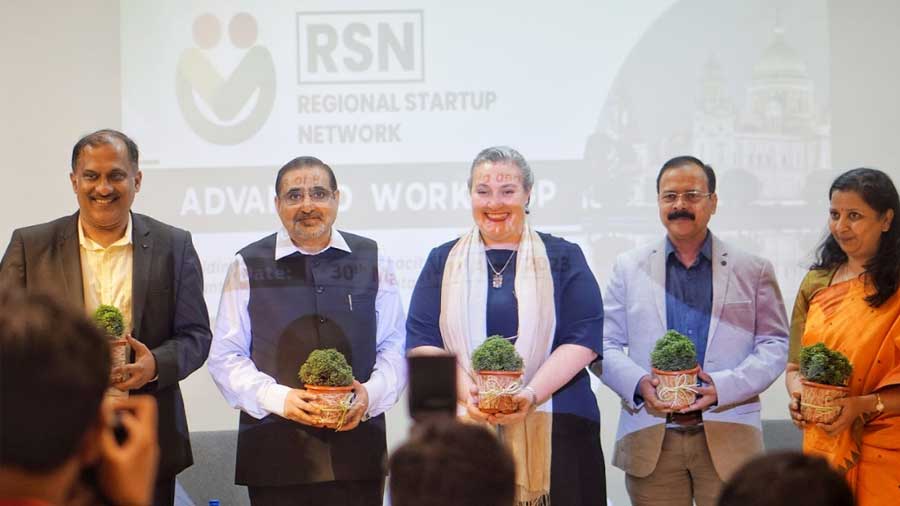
[600,233,789,479]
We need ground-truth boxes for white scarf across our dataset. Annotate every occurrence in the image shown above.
[439,224,555,505]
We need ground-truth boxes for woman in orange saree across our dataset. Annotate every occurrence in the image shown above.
[785,168,900,506]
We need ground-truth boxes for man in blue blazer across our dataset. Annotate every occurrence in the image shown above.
[600,156,788,506]
[0,129,211,506]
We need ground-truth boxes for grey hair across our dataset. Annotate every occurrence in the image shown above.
[467,146,534,192]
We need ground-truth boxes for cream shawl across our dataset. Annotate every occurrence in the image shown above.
[439,224,556,505]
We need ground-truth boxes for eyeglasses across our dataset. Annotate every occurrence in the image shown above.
[280,187,335,204]
[658,191,712,204]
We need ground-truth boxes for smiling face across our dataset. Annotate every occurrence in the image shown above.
[657,163,717,246]
[470,161,530,247]
[275,165,339,251]
[70,140,141,241]
[828,189,893,265]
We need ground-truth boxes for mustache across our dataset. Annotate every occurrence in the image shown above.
[295,211,322,221]
[667,210,695,221]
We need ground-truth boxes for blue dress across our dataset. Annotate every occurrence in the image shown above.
[406,232,607,506]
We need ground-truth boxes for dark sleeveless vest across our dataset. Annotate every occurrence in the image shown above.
[234,231,386,486]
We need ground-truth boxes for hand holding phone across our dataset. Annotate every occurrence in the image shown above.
[97,395,160,506]
[408,355,457,421]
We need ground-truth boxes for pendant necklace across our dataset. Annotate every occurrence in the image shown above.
[487,250,516,289]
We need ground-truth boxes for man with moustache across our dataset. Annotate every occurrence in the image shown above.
[0,129,212,506]
[208,156,406,506]
[599,156,789,506]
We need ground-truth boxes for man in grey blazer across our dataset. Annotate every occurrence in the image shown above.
[600,156,788,506]
[0,129,211,506]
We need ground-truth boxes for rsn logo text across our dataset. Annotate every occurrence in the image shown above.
[297,10,424,84]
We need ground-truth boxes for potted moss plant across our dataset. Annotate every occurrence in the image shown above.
[93,305,128,388]
[298,348,355,429]
[472,335,525,414]
[650,330,700,410]
[799,342,853,424]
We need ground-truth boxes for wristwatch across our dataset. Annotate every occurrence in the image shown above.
[873,392,885,415]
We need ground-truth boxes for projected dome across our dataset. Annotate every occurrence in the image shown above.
[752,29,809,80]
[741,24,819,138]
[584,0,831,211]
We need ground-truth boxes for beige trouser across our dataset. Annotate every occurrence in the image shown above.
[625,428,724,506]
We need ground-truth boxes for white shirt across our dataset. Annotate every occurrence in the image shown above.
[208,227,407,420]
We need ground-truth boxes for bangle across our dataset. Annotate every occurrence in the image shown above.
[522,386,538,406]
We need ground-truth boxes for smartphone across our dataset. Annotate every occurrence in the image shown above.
[77,413,128,504]
[408,355,457,420]
[112,411,128,445]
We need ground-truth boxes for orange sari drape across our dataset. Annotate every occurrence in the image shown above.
[794,271,900,505]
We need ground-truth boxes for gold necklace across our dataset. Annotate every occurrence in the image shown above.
[487,251,516,289]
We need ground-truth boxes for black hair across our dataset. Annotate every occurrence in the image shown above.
[389,419,516,506]
[812,167,900,307]
[656,155,717,193]
[275,156,337,195]
[71,129,139,173]
[718,452,853,506]
[0,290,110,472]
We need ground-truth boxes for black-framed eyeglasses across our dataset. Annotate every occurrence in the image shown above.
[659,191,712,204]
[280,187,335,204]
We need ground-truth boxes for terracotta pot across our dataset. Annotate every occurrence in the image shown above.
[652,366,700,411]
[109,338,129,384]
[305,384,355,428]
[105,339,130,398]
[475,370,524,414]
[800,380,850,424]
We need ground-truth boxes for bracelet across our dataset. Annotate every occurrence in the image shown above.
[522,386,538,406]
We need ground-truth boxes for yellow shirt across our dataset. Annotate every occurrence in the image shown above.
[78,215,134,333]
